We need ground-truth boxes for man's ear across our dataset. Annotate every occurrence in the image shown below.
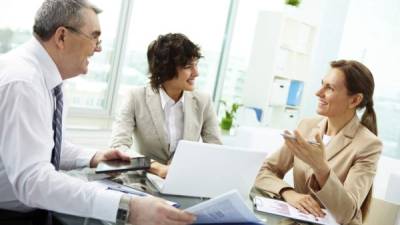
[53,27,67,50]
[349,93,363,109]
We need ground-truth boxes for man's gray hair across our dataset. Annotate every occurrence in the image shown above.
[33,0,101,41]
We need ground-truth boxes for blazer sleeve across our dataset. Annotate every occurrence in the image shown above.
[308,137,382,224]
[254,144,295,198]
[109,90,136,152]
[200,95,222,144]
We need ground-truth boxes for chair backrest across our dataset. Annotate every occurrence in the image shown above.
[232,126,284,154]
[236,107,263,127]
[363,198,400,225]
[386,172,400,205]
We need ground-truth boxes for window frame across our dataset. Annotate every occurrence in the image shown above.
[67,0,237,126]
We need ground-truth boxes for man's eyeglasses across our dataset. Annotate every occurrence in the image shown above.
[64,26,102,49]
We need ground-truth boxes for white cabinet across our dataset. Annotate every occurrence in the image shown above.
[265,106,299,130]
[242,10,316,130]
[269,78,290,106]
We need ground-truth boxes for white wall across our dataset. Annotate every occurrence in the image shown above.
[301,0,351,118]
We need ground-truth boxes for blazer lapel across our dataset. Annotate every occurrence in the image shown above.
[183,92,199,140]
[324,116,360,161]
[145,87,169,156]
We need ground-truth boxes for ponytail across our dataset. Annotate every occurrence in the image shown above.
[360,100,377,222]
[331,60,378,221]
[360,101,378,135]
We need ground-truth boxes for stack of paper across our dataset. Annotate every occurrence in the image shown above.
[185,190,264,224]
[253,196,339,225]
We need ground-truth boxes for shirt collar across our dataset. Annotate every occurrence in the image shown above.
[28,37,63,91]
[159,88,184,110]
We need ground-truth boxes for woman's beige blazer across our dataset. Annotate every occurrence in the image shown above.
[110,86,222,164]
[255,115,382,225]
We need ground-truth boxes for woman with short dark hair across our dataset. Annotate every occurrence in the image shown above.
[110,33,222,178]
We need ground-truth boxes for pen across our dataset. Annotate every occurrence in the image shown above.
[107,186,147,197]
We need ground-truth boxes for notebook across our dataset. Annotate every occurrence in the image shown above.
[147,140,267,198]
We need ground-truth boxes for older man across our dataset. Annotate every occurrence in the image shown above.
[0,0,195,225]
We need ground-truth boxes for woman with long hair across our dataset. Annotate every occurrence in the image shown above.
[255,60,381,225]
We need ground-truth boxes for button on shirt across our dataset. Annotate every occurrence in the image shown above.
[159,88,184,153]
[0,38,122,222]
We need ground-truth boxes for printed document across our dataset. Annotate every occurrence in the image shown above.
[91,179,179,207]
[253,196,339,225]
[185,190,263,224]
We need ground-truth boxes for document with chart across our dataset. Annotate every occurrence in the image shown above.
[253,196,339,225]
[185,190,263,224]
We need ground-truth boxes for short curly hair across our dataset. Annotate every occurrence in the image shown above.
[147,33,202,92]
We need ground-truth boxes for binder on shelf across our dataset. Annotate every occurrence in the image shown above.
[287,80,304,106]
[269,78,290,106]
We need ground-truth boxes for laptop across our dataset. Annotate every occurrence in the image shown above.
[147,140,267,198]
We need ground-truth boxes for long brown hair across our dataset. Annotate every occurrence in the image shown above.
[331,60,377,135]
[330,60,377,221]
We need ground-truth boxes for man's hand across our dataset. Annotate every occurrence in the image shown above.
[281,189,325,218]
[129,196,196,225]
[89,149,131,168]
[148,161,169,178]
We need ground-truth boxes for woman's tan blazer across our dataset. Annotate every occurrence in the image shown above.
[255,115,382,225]
[110,86,222,164]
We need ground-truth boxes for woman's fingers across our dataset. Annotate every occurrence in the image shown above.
[307,197,326,217]
[294,202,308,215]
[302,197,325,218]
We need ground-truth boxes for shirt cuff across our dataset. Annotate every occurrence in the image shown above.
[92,189,124,222]
[76,148,97,168]
[254,179,292,199]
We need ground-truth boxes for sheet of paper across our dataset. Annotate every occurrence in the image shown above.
[146,172,165,191]
[91,179,179,207]
[254,196,339,225]
[185,190,263,224]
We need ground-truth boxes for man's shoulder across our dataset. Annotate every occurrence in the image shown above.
[0,48,40,87]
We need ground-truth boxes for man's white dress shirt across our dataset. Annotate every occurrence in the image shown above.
[0,38,122,222]
[159,88,184,153]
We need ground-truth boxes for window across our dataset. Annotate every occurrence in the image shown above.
[0,0,124,114]
[0,1,42,53]
[218,1,286,106]
[65,0,123,112]
[117,0,231,109]
[0,0,234,129]
[338,0,400,158]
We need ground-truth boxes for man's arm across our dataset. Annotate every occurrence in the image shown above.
[0,82,122,221]
[59,141,97,170]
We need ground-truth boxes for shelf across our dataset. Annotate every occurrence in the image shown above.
[279,45,309,56]
[273,75,304,82]
[268,104,301,110]
[242,10,316,130]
